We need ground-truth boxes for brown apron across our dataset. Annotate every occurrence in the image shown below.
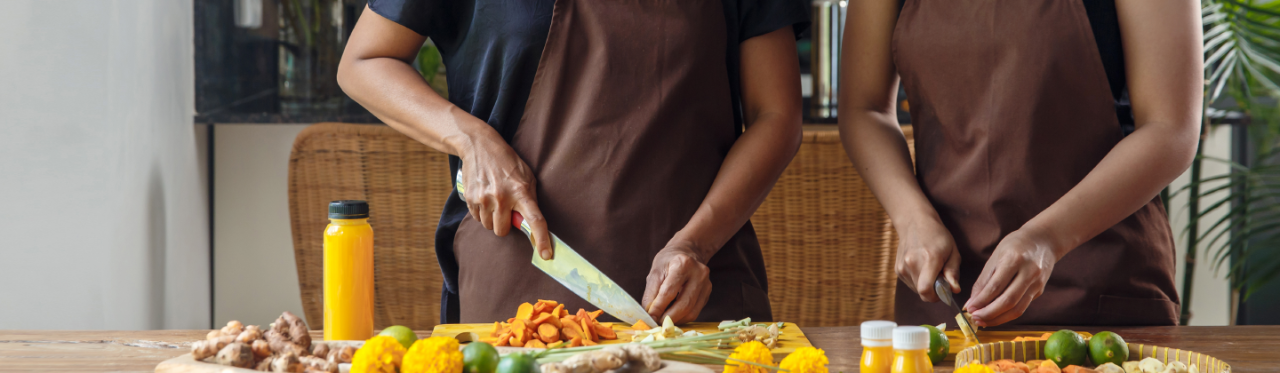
[453,0,773,323]
[892,0,1180,326]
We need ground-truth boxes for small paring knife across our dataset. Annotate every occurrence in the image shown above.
[935,277,981,344]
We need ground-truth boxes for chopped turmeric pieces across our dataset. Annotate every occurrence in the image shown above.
[489,300,620,350]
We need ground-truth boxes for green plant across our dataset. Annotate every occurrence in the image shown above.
[1175,0,1280,324]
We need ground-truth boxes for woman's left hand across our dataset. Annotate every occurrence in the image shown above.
[642,239,713,324]
[964,229,1058,327]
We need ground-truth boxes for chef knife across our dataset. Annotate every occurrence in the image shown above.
[455,171,660,327]
[934,277,981,344]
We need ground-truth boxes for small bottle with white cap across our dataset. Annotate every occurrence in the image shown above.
[891,326,934,373]
[860,320,897,373]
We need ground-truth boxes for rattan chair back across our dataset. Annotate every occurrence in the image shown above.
[288,123,451,330]
[753,127,914,326]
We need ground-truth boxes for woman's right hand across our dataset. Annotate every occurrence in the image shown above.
[894,215,962,302]
[457,131,554,260]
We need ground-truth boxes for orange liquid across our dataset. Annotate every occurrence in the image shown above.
[861,345,893,373]
[891,349,933,373]
[323,218,374,341]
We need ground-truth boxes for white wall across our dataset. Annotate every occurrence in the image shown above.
[0,1,207,329]
[212,124,309,327]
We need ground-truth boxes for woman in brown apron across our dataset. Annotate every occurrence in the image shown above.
[840,0,1203,326]
[338,0,807,323]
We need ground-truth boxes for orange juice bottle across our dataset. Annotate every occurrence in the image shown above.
[860,320,897,373]
[323,200,374,341]
[891,326,933,373]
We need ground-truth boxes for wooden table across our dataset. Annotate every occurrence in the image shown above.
[1,326,1275,372]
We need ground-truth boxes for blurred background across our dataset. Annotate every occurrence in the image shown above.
[1,0,1277,330]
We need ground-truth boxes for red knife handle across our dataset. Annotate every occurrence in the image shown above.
[512,211,524,229]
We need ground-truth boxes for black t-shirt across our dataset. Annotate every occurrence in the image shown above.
[367,0,809,323]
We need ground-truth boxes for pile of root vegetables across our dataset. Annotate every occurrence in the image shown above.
[481,299,619,348]
[190,311,355,372]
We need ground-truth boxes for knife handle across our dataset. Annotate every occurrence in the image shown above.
[512,211,524,228]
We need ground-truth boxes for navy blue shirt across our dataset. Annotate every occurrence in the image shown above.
[367,0,809,323]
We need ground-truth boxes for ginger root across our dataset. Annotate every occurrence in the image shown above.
[216,342,255,368]
[261,351,303,373]
[311,343,329,359]
[327,345,356,364]
[267,311,312,354]
[540,345,660,373]
[251,339,273,360]
[222,320,245,336]
[191,340,221,361]
[299,355,338,373]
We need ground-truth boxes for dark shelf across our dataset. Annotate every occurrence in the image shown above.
[195,0,372,124]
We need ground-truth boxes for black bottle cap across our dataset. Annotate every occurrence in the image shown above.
[328,200,369,219]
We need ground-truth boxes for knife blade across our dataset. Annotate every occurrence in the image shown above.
[934,277,980,344]
[455,172,659,327]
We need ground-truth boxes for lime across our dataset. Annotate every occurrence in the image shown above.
[377,325,418,349]
[921,324,949,365]
[1088,331,1129,366]
[496,353,538,373]
[1044,329,1088,367]
[464,342,501,373]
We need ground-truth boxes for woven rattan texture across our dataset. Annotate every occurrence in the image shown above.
[288,123,913,329]
[289,123,451,330]
[753,128,913,326]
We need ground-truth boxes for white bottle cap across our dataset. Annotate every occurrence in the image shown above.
[861,320,897,347]
[893,326,930,350]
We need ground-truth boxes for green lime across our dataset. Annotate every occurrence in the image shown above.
[921,324,950,365]
[464,342,501,373]
[377,325,418,349]
[1088,331,1129,366]
[1044,329,1088,367]
[496,353,538,373]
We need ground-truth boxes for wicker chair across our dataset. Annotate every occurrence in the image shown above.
[287,122,913,330]
[288,123,451,330]
[753,127,914,327]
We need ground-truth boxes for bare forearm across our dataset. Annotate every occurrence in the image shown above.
[1023,124,1197,258]
[672,112,801,261]
[337,56,501,158]
[838,110,941,229]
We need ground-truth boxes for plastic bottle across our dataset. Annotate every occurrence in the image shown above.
[860,320,898,373]
[891,326,934,373]
[323,200,374,341]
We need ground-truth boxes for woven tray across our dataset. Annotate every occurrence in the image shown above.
[955,341,1231,373]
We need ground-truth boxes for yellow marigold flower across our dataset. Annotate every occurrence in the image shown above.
[402,336,464,373]
[351,335,407,373]
[724,341,774,373]
[954,362,996,373]
[779,347,829,373]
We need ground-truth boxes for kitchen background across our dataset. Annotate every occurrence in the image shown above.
[0,0,1262,330]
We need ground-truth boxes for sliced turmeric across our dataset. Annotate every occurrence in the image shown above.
[550,304,564,320]
[567,337,583,347]
[532,312,555,327]
[581,339,597,346]
[632,320,651,330]
[587,310,603,320]
[516,302,535,320]
[593,323,617,340]
[561,320,583,341]
[538,323,560,343]
[559,307,569,317]
[490,321,502,337]
[580,318,597,342]
[524,339,547,349]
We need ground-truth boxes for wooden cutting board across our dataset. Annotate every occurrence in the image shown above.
[431,322,812,359]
